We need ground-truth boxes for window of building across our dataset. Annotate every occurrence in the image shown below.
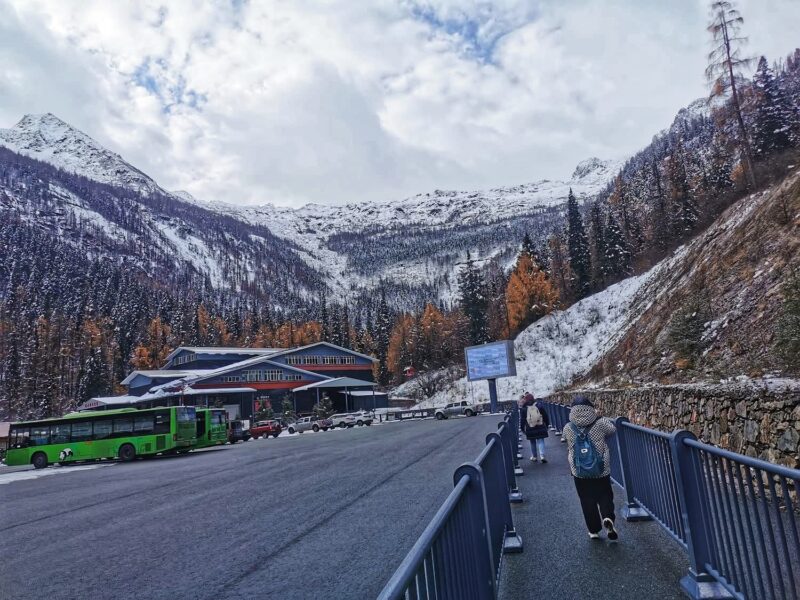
[174,352,197,366]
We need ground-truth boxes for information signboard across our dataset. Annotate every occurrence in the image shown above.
[464,340,516,382]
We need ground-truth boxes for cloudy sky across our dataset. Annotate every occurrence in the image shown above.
[0,1,797,207]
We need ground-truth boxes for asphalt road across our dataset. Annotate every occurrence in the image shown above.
[0,415,504,600]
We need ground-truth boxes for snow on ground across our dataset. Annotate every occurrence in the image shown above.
[0,463,110,485]
[411,257,679,409]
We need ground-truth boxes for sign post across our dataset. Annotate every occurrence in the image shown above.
[464,340,516,414]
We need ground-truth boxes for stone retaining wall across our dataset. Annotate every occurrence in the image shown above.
[547,383,800,468]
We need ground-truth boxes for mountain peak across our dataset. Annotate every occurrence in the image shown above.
[0,113,157,193]
[571,157,620,182]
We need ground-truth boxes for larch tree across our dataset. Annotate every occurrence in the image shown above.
[706,0,756,188]
[505,250,559,336]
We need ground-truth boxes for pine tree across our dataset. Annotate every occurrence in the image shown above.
[566,189,591,300]
[752,56,794,156]
[457,253,488,345]
[588,202,607,291]
[604,211,632,281]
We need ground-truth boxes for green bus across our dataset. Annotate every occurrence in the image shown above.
[3,406,197,469]
[194,408,228,449]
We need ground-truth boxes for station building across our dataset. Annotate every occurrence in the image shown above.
[80,342,385,420]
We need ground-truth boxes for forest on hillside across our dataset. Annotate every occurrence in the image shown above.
[1,2,799,419]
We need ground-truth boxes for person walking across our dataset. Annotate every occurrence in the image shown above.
[520,393,549,463]
[563,397,619,541]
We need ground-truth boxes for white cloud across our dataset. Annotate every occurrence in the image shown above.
[0,0,797,207]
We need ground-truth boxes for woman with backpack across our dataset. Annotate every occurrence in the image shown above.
[520,393,549,463]
[563,397,619,541]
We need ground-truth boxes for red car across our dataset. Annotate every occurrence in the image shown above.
[250,420,282,439]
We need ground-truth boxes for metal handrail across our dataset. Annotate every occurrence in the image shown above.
[378,410,524,599]
[545,398,800,600]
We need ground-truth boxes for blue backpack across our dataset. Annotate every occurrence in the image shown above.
[569,422,604,477]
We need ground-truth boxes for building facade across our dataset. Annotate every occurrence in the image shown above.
[82,342,384,420]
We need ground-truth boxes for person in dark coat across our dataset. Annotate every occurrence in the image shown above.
[563,396,618,541]
[520,393,550,463]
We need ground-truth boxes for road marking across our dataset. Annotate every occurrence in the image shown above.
[0,464,110,485]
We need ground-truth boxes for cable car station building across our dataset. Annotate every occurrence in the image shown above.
[80,342,385,420]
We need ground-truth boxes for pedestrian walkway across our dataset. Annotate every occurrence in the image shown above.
[499,434,688,600]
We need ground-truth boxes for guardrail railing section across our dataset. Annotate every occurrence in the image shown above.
[378,410,524,600]
[599,408,800,600]
[675,434,800,600]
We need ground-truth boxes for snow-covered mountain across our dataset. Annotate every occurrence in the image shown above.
[0,113,622,306]
[0,113,161,193]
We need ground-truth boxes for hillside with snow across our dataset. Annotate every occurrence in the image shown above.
[0,112,621,306]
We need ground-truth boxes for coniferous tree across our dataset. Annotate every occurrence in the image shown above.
[588,202,607,291]
[457,253,488,345]
[752,56,794,156]
[604,211,632,281]
[566,189,591,300]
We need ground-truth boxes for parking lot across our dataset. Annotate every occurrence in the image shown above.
[0,414,503,600]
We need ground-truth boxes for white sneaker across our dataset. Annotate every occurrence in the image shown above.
[529,457,537,462]
[589,532,601,540]
[603,518,619,542]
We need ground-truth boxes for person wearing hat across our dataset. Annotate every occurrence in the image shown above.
[562,397,619,541]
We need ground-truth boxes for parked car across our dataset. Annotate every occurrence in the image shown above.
[352,410,374,426]
[250,420,282,439]
[286,416,330,434]
[228,420,251,443]
[329,413,357,428]
[434,401,481,420]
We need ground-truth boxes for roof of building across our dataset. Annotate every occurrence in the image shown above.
[120,369,214,386]
[80,387,258,411]
[164,346,287,362]
[292,377,378,392]
[265,341,379,363]
[340,390,387,397]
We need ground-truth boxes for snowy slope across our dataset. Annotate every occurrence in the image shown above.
[407,247,686,408]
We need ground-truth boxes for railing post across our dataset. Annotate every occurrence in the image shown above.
[614,417,653,522]
[513,408,522,460]
[453,463,497,599]
[494,424,523,503]
[484,433,524,554]
[669,430,733,600]
[499,420,524,477]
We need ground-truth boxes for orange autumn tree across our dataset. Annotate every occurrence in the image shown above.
[505,251,559,336]
[387,313,419,383]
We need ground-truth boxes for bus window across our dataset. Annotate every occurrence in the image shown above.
[212,411,226,425]
[11,427,31,448]
[134,415,154,435]
[50,424,70,445]
[71,421,93,442]
[113,417,133,437]
[196,412,206,437]
[154,411,171,435]
[30,426,48,446]
[176,407,195,423]
[93,420,112,440]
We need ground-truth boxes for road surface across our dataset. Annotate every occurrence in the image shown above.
[0,415,502,600]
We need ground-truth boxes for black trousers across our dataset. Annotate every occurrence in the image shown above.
[573,475,615,533]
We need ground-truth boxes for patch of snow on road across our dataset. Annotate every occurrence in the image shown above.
[0,464,110,485]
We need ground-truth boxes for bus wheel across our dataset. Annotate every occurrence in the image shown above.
[118,444,136,462]
[31,452,48,470]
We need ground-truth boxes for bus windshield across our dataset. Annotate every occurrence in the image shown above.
[176,407,196,423]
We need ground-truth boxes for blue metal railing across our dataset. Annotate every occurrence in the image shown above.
[378,410,523,600]
[541,400,800,600]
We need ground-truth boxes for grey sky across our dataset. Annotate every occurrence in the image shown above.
[0,0,797,207]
